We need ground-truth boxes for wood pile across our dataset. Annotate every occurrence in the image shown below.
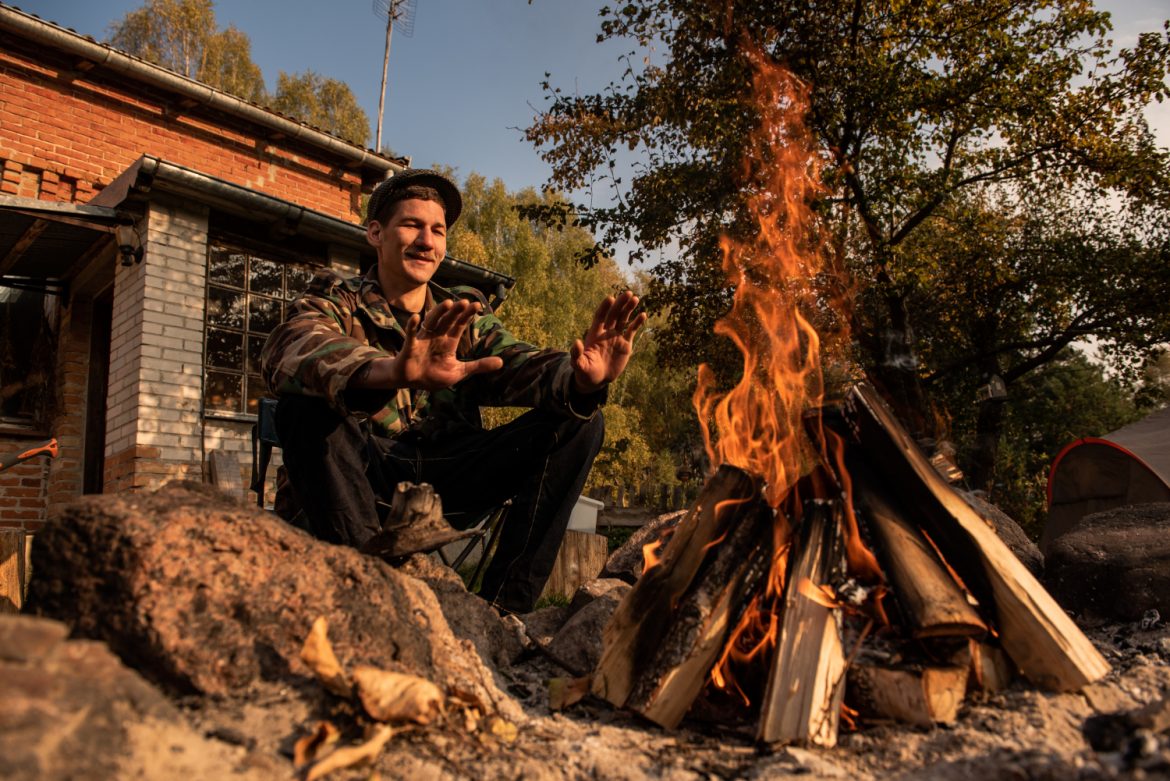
[591,383,1109,745]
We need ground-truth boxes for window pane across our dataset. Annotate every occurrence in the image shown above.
[207,286,245,329]
[286,266,315,300]
[245,374,266,414]
[248,296,282,334]
[206,328,243,369]
[247,334,267,374]
[0,288,54,426]
[208,248,246,288]
[250,259,282,296]
[205,370,242,413]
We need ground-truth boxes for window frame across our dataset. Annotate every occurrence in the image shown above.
[202,240,318,422]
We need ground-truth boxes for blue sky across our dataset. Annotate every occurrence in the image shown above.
[12,0,1170,211]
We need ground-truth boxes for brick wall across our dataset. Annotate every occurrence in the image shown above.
[103,198,208,494]
[0,36,376,531]
[0,48,363,219]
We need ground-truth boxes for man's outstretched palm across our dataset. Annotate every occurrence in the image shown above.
[571,290,648,393]
[392,299,503,390]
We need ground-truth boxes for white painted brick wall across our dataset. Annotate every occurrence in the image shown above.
[105,198,209,470]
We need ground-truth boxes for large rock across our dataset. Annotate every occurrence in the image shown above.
[27,482,518,719]
[959,490,1044,577]
[545,578,631,675]
[0,614,273,781]
[1045,503,1170,622]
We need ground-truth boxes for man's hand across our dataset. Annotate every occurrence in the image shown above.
[351,299,503,391]
[571,290,649,394]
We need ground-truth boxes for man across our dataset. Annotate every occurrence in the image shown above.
[261,169,646,613]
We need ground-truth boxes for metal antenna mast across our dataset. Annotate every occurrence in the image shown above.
[373,0,416,152]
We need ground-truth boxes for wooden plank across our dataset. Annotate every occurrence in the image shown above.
[593,465,765,708]
[853,463,988,639]
[628,500,771,728]
[846,384,1109,691]
[1,529,27,613]
[848,663,969,727]
[758,502,848,746]
[542,530,610,600]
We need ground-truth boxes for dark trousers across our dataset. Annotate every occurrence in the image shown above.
[274,395,604,613]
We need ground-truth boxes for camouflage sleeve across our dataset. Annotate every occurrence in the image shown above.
[260,270,391,413]
[460,310,606,418]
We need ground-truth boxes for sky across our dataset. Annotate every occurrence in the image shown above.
[10,0,1170,232]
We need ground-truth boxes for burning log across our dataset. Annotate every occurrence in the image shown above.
[844,384,1109,691]
[592,465,771,723]
[852,465,988,640]
[847,663,968,727]
[757,501,848,746]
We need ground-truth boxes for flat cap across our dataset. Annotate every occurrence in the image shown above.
[366,169,462,227]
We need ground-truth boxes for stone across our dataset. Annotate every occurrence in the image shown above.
[959,490,1044,577]
[567,577,631,616]
[546,580,631,675]
[0,614,271,781]
[399,552,522,666]
[26,481,519,720]
[600,510,686,583]
[1045,503,1170,623]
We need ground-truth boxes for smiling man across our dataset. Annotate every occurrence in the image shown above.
[261,169,646,613]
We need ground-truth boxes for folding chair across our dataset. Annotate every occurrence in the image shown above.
[250,397,281,508]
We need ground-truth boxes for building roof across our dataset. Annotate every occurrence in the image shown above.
[0,3,406,185]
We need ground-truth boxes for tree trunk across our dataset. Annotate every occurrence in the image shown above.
[969,397,1007,494]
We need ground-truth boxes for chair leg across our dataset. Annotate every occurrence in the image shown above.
[467,500,510,593]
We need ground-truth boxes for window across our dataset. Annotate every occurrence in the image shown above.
[204,245,315,416]
[0,287,55,432]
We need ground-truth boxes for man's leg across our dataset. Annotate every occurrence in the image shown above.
[414,409,605,613]
[273,395,406,547]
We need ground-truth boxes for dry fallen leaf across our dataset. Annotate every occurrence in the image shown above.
[303,724,395,781]
[548,676,592,711]
[293,720,340,769]
[353,665,443,724]
[300,617,352,697]
[487,716,518,743]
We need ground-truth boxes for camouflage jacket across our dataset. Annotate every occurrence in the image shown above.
[260,267,604,439]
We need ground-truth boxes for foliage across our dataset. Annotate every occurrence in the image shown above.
[902,181,1170,489]
[271,71,371,147]
[447,174,701,502]
[108,0,264,102]
[108,0,370,143]
[525,0,1170,435]
[971,349,1141,537]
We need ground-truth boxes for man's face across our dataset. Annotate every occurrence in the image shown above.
[368,197,447,298]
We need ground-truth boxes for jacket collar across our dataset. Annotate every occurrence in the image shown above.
[356,268,456,336]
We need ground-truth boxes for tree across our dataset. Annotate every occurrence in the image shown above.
[447,174,701,502]
[108,0,265,102]
[271,71,371,147]
[526,1,1170,439]
[904,181,1170,491]
[979,349,1141,536]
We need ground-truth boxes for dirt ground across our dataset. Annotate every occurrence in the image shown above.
[162,615,1170,781]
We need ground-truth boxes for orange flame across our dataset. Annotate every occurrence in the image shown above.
[694,43,889,706]
[692,45,831,509]
[641,540,665,575]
